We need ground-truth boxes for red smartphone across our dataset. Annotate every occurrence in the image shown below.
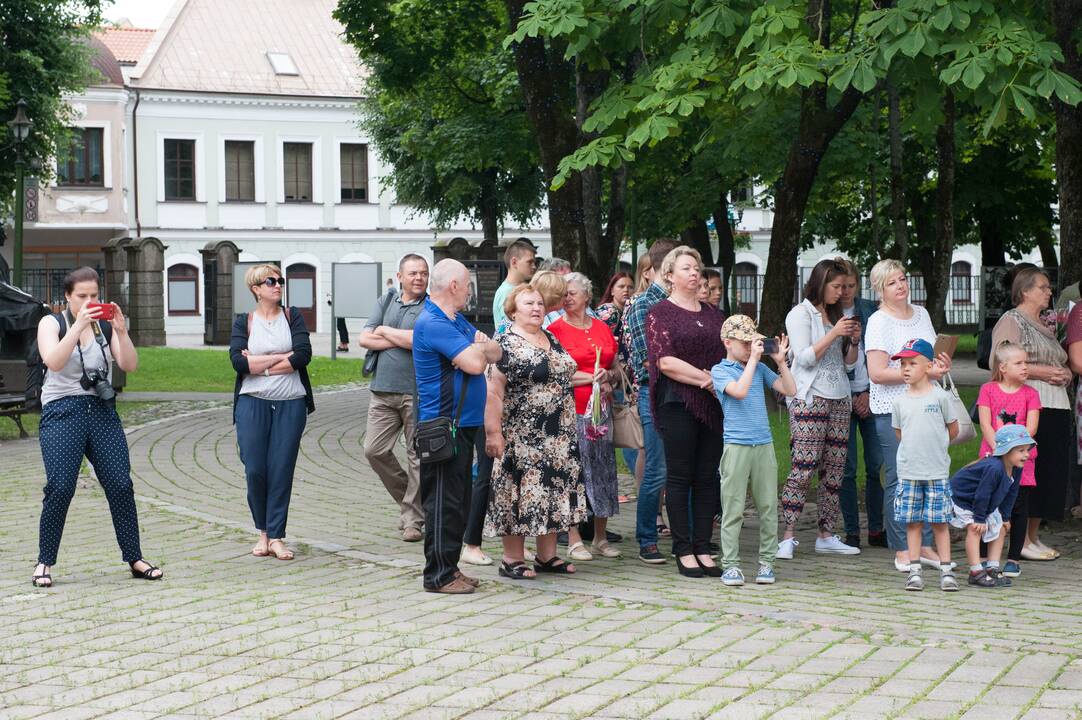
[86,302,115,321]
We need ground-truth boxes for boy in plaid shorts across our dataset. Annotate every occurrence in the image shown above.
[890,339,960,592]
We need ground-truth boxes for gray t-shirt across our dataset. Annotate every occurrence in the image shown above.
[891,386,957,480]
[364,291,426,394]
[240,311,305,401]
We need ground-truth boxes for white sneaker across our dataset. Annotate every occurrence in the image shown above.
[776,538,798,560]
[815,535,860,555]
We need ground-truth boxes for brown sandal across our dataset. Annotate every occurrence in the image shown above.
[268,539,294,560]
[252,541,270,557]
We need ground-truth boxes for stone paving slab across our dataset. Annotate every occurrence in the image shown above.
[3,386,1082,719]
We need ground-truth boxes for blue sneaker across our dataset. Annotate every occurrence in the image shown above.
[721,566,744,586]
[1002,560,1021,578]
[756,564,775,584]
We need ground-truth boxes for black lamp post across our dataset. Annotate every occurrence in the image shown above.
[8,98,33,288]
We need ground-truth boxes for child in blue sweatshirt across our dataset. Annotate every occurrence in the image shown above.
[949,424,1035,589]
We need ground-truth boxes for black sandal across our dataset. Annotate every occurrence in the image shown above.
[498,560,535,579]
[31,571,52,588]
[534,556,575,574]
[129,560,163,580]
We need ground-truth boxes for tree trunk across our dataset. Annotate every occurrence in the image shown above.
[1053,0,1082,289]
[869,90,883,258]
[714,187,736,315]
[924,92,956,329]
[478,169,500,243]
[681,219,714,267]
[1037,228,1059,268]
[978,215,1006,267]
[887,78,908,261]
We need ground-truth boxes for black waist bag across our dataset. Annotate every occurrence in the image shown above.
[414,378,469,464]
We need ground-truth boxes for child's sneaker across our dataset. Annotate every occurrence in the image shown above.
[721,566,745,586]
[776,538,798,559]
[755,564,775,584]
[940,571,959,592]
[967,569,997,588]
[1002,560,1021,578]
[905,568,923,591]
[985,567,1012,587]
[814,535,860,555]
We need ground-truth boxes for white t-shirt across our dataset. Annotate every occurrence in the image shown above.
[864,304,936,415]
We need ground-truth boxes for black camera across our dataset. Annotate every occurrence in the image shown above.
[80,367,116,406]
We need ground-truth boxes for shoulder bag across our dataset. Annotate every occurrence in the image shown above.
[611,366,644,450]
[414,377,470,464]
[362,290,396,378]
[941,372,976,446]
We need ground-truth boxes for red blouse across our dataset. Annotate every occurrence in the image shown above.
[548,317,617,415]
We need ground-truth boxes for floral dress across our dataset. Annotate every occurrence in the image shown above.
[483,331,589,537]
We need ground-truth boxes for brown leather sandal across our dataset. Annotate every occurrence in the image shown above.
[268,539,294,560]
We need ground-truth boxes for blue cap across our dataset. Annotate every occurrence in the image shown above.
[993,424,1036,456]
[891,338,934,361]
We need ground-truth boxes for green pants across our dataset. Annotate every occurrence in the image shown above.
[719,443,779,568]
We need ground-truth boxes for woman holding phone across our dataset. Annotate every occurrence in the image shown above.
[31,267,159,587]
[778,259,862,559]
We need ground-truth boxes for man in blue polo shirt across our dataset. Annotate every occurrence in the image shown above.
[413,259,502,594]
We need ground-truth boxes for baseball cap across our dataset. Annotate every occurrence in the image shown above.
[890,338,934,361]
[993,424,1037,456]
[721,314,765,341]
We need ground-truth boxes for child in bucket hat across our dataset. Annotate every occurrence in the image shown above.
[949,424,1035,588]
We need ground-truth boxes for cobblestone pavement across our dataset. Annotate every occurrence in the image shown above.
[3,387,1082,719]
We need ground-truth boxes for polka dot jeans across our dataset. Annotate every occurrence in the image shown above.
[37,395,143,565]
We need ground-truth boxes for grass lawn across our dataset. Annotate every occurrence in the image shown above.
[0,401,163,443]
[125,347,364,393]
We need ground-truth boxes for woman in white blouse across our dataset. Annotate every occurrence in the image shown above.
[864,259,952,572]
[778,259,862,559]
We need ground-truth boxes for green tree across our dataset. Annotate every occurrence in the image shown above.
[335,0,544,241]
[0,0,104,211]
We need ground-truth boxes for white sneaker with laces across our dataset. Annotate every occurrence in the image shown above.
[776,538,798,560]
[815,535,860,555]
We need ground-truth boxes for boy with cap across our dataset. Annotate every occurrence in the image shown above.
[891,338,960,592]
[711,315,796,586]
[949,424,1034,588]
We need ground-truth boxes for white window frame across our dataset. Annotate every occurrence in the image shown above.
[276,135,322,204]
[52,120,112,189]
[218,133,265,203]
[156,131,206,202]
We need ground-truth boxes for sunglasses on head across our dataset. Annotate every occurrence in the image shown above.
[259,277,286,287]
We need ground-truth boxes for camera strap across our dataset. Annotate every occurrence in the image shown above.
[65,310,111,384]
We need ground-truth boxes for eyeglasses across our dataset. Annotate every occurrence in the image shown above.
[259,277,286,287]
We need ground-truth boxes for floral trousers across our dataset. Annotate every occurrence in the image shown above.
[781,396,851,533]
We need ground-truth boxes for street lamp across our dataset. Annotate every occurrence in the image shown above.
[7,98,33,288]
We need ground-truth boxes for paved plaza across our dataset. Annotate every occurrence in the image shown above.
[3,386,1082,719]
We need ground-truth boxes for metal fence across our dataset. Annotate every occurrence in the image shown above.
[21,268,108,308]
[731,273,982,326]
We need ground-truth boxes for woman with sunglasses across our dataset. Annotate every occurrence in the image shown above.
[229,264,315,560]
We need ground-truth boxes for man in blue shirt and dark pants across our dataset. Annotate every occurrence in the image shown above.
[413,259,502,594]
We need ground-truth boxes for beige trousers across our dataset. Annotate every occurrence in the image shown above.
[363,391,422,531]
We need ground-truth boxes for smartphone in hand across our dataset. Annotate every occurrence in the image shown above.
[86,302,115,321]
[762,337,779,355]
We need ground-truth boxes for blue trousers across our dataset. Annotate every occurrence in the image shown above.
[839,411,884,536]
[636,385,667,549]
[236,395,307,539]
[874,413,932,550]
[38,395,143,565]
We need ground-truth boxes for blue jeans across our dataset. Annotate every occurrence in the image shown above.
[622,448,639,477]
[874,413,931,551]
[839,411,884,537]
[636,385,667,549]
[236,395,308,539]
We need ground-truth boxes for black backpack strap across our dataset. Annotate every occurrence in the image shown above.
[53,312,66,342]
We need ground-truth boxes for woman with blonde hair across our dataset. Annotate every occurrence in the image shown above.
[864,258,952,572]
[229,263,314,560]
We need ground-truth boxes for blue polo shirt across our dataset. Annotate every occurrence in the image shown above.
[711,359,778,446]
[413,299,486,427]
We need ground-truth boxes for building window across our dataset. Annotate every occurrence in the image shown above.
[224,140,255,202]
[951,261,972,304]
[57,128,104,186]
[283,142,312,202]
[340,143,368,202]
[730,183,754,205]
[164,139,196,201]
[167,264,199,315]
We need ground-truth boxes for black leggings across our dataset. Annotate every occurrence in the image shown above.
[657,402,723,557]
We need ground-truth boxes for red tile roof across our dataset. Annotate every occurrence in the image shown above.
[96,27,155,65]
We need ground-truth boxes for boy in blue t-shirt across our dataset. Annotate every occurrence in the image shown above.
[711,315,796,587]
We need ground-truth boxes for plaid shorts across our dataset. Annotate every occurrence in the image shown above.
[894,479,952,524]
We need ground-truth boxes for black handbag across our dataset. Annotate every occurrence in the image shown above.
[414,378,470,464]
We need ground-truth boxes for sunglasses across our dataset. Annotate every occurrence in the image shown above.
[259,277,286,287]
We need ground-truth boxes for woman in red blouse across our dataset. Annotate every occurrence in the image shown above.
[549,273,622,562]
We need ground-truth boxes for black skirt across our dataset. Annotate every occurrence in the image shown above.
[1033,408,1073,522]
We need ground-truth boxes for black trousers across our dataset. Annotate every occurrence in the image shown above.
[336,317,349,345]
[657,402,723,557]
[1032,409,1072,522]
[464,431,492,547]
[421,426,476,589]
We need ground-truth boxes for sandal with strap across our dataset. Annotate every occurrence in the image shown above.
[498,560,535,579]
[32,567,52,588]
[534,556,576,574]
[268,539,294,561]
[129,560,163,580]
[656,517,672,538]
